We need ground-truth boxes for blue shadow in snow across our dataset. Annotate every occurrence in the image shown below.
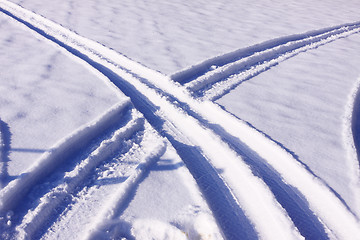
[132,82,331,238]
[0,119,11,187]
[218,105,356,217]
[11,148,49,153]
[150,159,184,171]
[165,96,330,239]
[352,84,360,175]
[0,8,258,239]
[211,124,329,240]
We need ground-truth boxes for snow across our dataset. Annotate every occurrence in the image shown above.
[216,33,360,214]
[6,0,360,74]
[0,13,122,178]
[1,0,360,239]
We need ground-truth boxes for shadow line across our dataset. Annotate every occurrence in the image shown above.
[11,148,49,154]
[352,81,360,174]
[0,119,11,187]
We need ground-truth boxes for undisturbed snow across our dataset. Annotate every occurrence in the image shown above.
[7,0,360,74]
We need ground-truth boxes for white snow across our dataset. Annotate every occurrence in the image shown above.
[0,12,123,177]
[1,0,360,239]
[7,0,360,74]
[217,33,360,215]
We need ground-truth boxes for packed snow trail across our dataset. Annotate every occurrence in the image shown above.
[170,21,360,100]
[0,100,149,240]
[15,121,167,240]
[1,1,360,239]
[81,134,166,240]
[0,100,132,214]
[13,107,146,239]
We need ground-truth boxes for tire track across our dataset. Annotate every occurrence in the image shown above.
[1,1,359,239]
[170,22,360,101]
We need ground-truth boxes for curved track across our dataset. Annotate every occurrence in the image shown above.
[171,22,360,100]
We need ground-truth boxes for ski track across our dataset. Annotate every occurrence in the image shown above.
[0,99,132,214]
[1,1,360,239]
[0,99,148,239]
[82,132,166,240]
[14,108,146,240]
[170,21,360,101]
[41,126,166,240]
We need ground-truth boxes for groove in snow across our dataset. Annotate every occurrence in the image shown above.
[0,99,132,213]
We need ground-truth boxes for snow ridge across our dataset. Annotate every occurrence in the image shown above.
[0,99,132,213]
[170,22,360,100]
[1,1,360,239]
[15,108,145,239]
[82,135,166,240]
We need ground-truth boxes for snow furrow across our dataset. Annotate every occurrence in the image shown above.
[82,135,166,240]
[344,76,360,212]
[201,27,360,101]
[0,119,11,189]
[39,123,166,240]
[0,120,4,188]
[14,109,145,239]
[170,22,360,84]
[196,102,360,239]
[0,99,132,213]
[1,1,359,239]
[170,22,360,98]
[350,76,360,170]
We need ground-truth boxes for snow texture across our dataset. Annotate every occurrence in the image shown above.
[1,0,360,239]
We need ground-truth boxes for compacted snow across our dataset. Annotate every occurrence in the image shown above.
[1,0,360,239]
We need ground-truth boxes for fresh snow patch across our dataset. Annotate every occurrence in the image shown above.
[7,0,360,74]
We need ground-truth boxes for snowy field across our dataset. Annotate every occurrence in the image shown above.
[0,0,360,239]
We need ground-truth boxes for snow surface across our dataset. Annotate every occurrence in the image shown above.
[217,34,360,214]
[1,0,360,239]
[0,13,122,177]
[7,0,360,74]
